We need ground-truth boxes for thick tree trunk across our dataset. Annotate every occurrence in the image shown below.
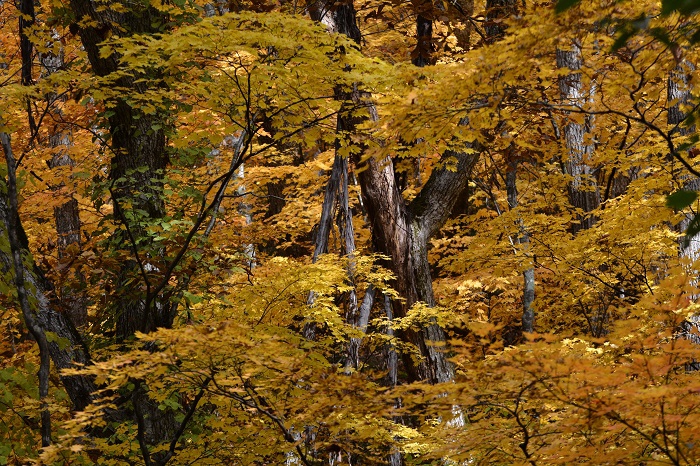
[0,135,96,413]
[68,0,172,341]
[557,41,600,233]
[412,1,434,67]
[358,147,477,383]
[67,0,179,451]
[39,34,89,329]
[669,64,700,262]
[312,0,478,384]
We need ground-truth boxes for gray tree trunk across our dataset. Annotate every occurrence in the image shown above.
[506,158,535,334]
[40,31,88,329]
[556,41,600,233]
[669,64,700,262]
[668,63,700,350]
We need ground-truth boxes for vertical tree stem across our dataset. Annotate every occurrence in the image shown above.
[1,131,52,446]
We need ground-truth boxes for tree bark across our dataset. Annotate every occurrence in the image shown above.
[303,152,344,340]
[557,41,600,233]
[668,63,700,349]
[67,0,179,450]
[312,0,478,384]
[358,146,477,383]
[39,31,89,329]
[412,1,434,67]
[68,0,172,341]
[1,132,52,446]
[506,158,535,334]
[1,133,96,414]
[669,64,700,262]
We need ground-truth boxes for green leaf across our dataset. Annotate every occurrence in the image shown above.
[555,0,580,13]
[611,28,636,52]
[45,331,71,351]
[667,190,698,210]
[661,0,700,16]
[183,291,202,305]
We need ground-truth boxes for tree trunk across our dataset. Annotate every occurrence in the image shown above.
[39,31,88,329]
[358,147,477,383]
[67,0,179,450]
[68,0,172,341]
[304,152,344,340]
[669,64,700,262]
[556,41,600,233]
[5,1,95,415]
[312,0,478,384]
[0,135,96,413]
[412,1,434,67]
[668,62,700,349]
[506,158,535,334]
[2,132,52,446]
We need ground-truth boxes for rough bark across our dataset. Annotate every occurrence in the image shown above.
[303,153,344,340]
[358,146,477,383]
[506,158,535,334]
[312,0,478,384]
[1,133,96,414]
[306,2,366,355]
[556,41,600,233]
[68,0,172,341]
[669,63,700,349]
[305,115,369,368]
[2,132,52,445]
[412,1,434,67]
[68,0,178,449]
[39,31,89,329]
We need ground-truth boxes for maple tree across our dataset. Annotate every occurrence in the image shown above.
[4,0,700,464]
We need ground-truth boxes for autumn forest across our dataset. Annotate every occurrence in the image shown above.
[3,0,700,464]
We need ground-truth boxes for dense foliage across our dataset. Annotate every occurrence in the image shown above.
[3,0,700,464]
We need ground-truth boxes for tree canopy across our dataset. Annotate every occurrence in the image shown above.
[3,0,700,464]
